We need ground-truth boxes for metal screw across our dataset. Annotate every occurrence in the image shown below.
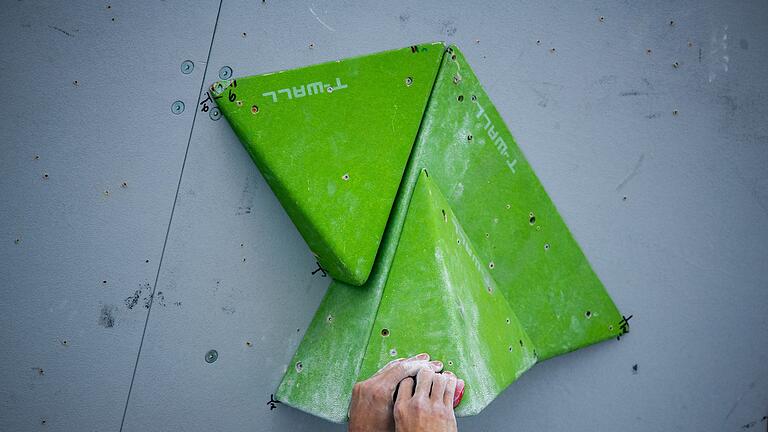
[209,107,221,121]
[218,66,233,80]
[405,76,413,86]
[171,100,185,115]
[180,60,194,74]
[205,349,218,363]
[326,86,334,93]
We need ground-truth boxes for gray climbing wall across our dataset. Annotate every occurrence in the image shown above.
[1,1,767,431]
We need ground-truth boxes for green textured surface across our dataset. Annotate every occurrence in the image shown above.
[416,46,624,359]
[273,64,442,420]
[214,43,444,285]
[359,170,536,416]
[251,43,625,423]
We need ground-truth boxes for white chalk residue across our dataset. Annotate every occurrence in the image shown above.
[435,246,499,414]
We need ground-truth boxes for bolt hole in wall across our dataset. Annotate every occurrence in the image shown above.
[218,65,233,80]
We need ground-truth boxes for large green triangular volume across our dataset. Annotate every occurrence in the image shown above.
[359,170,536,416]
[416,46,624,359]
[245,43,627,423]
[213,43,444,286]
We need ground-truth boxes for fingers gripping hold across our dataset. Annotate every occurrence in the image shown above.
[414,367,436,399]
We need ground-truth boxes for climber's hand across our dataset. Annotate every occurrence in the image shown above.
[393,367,463,432]
[348,353,443,432]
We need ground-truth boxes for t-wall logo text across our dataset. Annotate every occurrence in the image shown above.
[262,78,348,102]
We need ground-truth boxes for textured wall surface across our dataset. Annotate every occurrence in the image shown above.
[1,1,766,431]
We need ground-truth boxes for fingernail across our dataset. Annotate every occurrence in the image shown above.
[453,379,465,408]
[443,370,454,376]
[416,353,429,360]
[430,360,443,370]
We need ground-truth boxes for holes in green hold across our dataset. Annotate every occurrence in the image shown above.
[295,361,303,372]
[457,94,464,102]
[381,328,390,337]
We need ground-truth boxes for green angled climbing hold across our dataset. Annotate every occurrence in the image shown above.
[236,42,627,423]
[358,170,537,417]
[212,42,445,286]
[415,45,624,359]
